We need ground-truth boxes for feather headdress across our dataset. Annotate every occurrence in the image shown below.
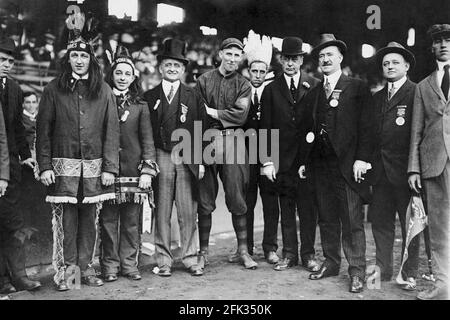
[243,30,273,67]
[66,12,99,54]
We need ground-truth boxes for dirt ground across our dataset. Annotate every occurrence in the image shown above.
[4,221,435,301]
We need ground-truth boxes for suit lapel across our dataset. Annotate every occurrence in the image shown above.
[386,80,413,111]
[428,71,446,102]
[296,72,309,102]
[277,76,295,105]
[6,78,15,123]
[333,74,350,97]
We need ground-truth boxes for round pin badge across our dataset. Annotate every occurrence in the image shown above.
[306,132,315,143]
[180,115,186,123]
[396,117,405,126]
[329,99,339,107]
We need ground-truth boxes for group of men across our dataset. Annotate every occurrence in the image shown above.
[0,20,449,300]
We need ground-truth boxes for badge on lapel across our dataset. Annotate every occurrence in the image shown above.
[395,105,406,126]
[306,131,315,143]
[180,103,188,123]
[302,82,311,89]
[329,90,342,108]
[153,99,161,110]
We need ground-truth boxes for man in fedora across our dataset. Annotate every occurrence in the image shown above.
[0,35,41,294]
[260,36,320,271]
[144,38,204,277]
[409,24,450,300]
[298,34,373,293]
[196,38,257,270]
[369,42,419,290]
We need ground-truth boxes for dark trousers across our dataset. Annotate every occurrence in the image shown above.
[260,175,298,260]
[62,203,97,276]
[0,157,27,284]
[245,163,260,253]
[100,203,141,276]
[312,155,366,277]
[198,163,249,216]
[369,170,419,279]
[296,178,318,261]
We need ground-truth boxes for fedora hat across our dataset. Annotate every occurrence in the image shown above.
[428,24,450,40]
[280,37,306,56]
[311,33,347,56]
[0,36,16,55]
[376,41,415,69]
[157,38,189,65]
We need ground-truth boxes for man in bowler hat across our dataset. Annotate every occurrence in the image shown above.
[369,42,419,290]
[299,34,373,293]
[260,37,320,271]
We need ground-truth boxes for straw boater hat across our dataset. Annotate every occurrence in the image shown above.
[376,41,416,69]
[311,33,347,56]
[157,38,189,65]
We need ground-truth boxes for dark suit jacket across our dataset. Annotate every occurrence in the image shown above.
[144,83,204,179]
[260,72,319,174]
[300,74,373,201]
[0,103,9,181]
[371,79,415,187]
[2,78,31,162]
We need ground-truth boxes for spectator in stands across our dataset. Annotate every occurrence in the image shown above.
[22,92,39,155]
[38,33,56,62]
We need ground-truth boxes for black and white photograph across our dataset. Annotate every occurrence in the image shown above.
[0,0,449,307]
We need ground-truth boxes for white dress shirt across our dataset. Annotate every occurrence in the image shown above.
[283,72,301,90]
[323,69,342,92]
[387,75,407,99]
[162,79,180,103]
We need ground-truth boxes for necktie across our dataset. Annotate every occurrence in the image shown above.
[253,91,259,107]
[290,78,296,100]
[441,65,450,100]
[388,84,396,100]
[324,78,332,99]
[167,85,174,102]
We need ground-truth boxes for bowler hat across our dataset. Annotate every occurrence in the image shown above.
[220,38,244,51]
[376,42,415,69]
[157,38,189,65]
[428,24,450,40]
[0,36,16,55]
[280,37,306,56]
[311,33,347,56]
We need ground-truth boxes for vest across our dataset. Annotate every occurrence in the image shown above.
[157,88,180,152]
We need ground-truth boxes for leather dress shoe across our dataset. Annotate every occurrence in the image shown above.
[301,258,320,272]
[81,275,104,287]
[158,265,172,277]
[417,286,448,300]
[56,279,70,292]
[240,253,258,269]
[228,250,240,263]
[400,277,417,291]
[13,277,41,291]
[104,274,118,282]
[349,275,364,293]
[188,265,204,276]
[274,257,298,271]
[125,272,142,281]
[309,264,339,280]
[265,251,280,264]
[0,282,17,294]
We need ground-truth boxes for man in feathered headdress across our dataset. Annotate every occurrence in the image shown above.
[228,31,271,262]
[36,12,120,291]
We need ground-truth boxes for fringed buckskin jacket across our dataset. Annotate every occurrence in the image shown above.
[114,93,159,205]
[36,79,120,204]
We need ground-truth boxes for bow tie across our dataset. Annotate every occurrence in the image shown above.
[115,93,130,108]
